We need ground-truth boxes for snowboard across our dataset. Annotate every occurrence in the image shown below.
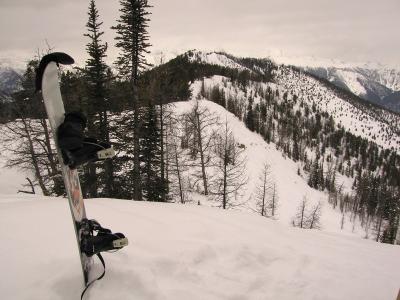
[36,52,92,285]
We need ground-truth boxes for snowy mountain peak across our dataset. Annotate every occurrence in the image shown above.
[268,52,400,72]
[186,50,251,72]
[264,53,400,111]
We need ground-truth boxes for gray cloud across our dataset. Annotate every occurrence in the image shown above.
[1,0,399,67]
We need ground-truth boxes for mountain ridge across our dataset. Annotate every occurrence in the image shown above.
[172,50,400,150]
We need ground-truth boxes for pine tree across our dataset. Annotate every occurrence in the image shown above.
[292,134,300,162]
[148,55,172,201]
[139,102,165,201]
[245,102,255,131]
[112,0,152,200]
[82,0,114,197]
[84,0,108,111]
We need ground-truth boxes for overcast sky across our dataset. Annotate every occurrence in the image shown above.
[1,0,399,67]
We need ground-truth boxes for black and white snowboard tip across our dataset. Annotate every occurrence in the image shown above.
[35,52,75,92]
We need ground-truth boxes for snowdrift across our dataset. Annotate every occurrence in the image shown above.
[0,195,399,300]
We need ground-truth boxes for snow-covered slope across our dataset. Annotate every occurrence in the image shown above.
[255,52,400,112]
[1,195,399,300]
[0,95,366,237]
[301,66,397,109]
[173,97,349,234]
[187,50,251,72]
[324,68,390,99]
[0,146,30,194]
[0,58,24,95]
[371,67,400,92]
[356,66,400,92]
[0,66,21,99]
[187,51,400,151]
[275,66,400,150]
[269,53,400,92]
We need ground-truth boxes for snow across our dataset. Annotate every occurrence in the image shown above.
[187,50,251,72]
[0,103,398,299]
[177,91,366,236]
[189,51,400,150]
[270,54,358,69]
[268,52,400,79]
[0,56,26,71]
[275,66,400,150]
[335,69,367,97]
[0,195,399,300]
[0,149,29,195]
[0,106,398,300]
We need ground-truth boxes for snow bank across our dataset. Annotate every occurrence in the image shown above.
[0,195,399,300]
[0,149,30,195]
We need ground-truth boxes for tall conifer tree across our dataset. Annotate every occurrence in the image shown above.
[112,0,152,200]
[139,102,165,201]
[83,0,114,197]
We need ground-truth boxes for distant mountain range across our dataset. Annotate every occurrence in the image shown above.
[1,52,400,113]
[300,66,400,113]
[0,60,22,101]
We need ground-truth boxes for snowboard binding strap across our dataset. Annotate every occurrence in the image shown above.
[61,142,116,169]
[57,111,116,169]
[80,219,128,300]
[80,219,128,257]
[97,147,116,160]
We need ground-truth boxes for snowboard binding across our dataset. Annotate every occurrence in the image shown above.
[57,111,115,169]
[80,219,128,257]
[79,219,128,300]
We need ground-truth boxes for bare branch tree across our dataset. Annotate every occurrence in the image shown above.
[269,183,279,218]
[292,196,308,229]
[18,178,36,194]
[307,201,322,229]
[3,118,51,195]
[254,162,278,217]
[184,100,219,195]
[211,120,247,209]
[165,113,190,204]
[1,58,62,196]
[292,196,322,229]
